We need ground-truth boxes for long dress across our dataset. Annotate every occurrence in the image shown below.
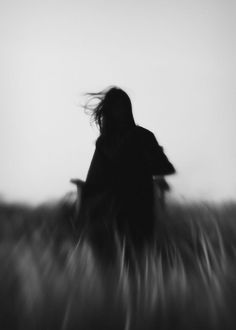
[76,125,175,261]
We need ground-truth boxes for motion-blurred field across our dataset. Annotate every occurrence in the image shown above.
[0,194,236,330]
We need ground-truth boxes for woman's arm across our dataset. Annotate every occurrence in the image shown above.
[144,132,176,176]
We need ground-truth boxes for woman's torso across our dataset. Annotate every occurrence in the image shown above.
[79,125,175,236]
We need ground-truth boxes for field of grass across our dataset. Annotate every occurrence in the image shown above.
[0,193,236,330]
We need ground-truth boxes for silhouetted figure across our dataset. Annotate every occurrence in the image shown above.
[76,86,176,266]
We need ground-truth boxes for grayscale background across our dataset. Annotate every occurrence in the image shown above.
[0,0,235,203]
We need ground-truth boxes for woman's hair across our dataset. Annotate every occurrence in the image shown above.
[83,86,136,136]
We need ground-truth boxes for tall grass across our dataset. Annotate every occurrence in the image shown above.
[0,196,236,330]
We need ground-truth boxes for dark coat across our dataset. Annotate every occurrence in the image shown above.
[77,125,175,252]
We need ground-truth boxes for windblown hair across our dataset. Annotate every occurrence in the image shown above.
[84,86,136,136]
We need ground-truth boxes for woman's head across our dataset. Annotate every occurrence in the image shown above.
[84,86,135,135]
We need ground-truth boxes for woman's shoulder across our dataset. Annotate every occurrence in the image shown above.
[135,125,153,134]
[126,125,159,152]
[133,125,156,141]
[95,125,156,151]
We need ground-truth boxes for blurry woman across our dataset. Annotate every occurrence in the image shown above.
[76,86,176,264]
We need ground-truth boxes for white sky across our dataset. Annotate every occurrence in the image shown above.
[0,0,235,203]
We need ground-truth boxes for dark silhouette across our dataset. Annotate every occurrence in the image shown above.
[75,86,176,266]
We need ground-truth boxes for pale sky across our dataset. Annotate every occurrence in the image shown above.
[0,0,235,203]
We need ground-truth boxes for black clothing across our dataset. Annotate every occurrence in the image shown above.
[77,125,175,261]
